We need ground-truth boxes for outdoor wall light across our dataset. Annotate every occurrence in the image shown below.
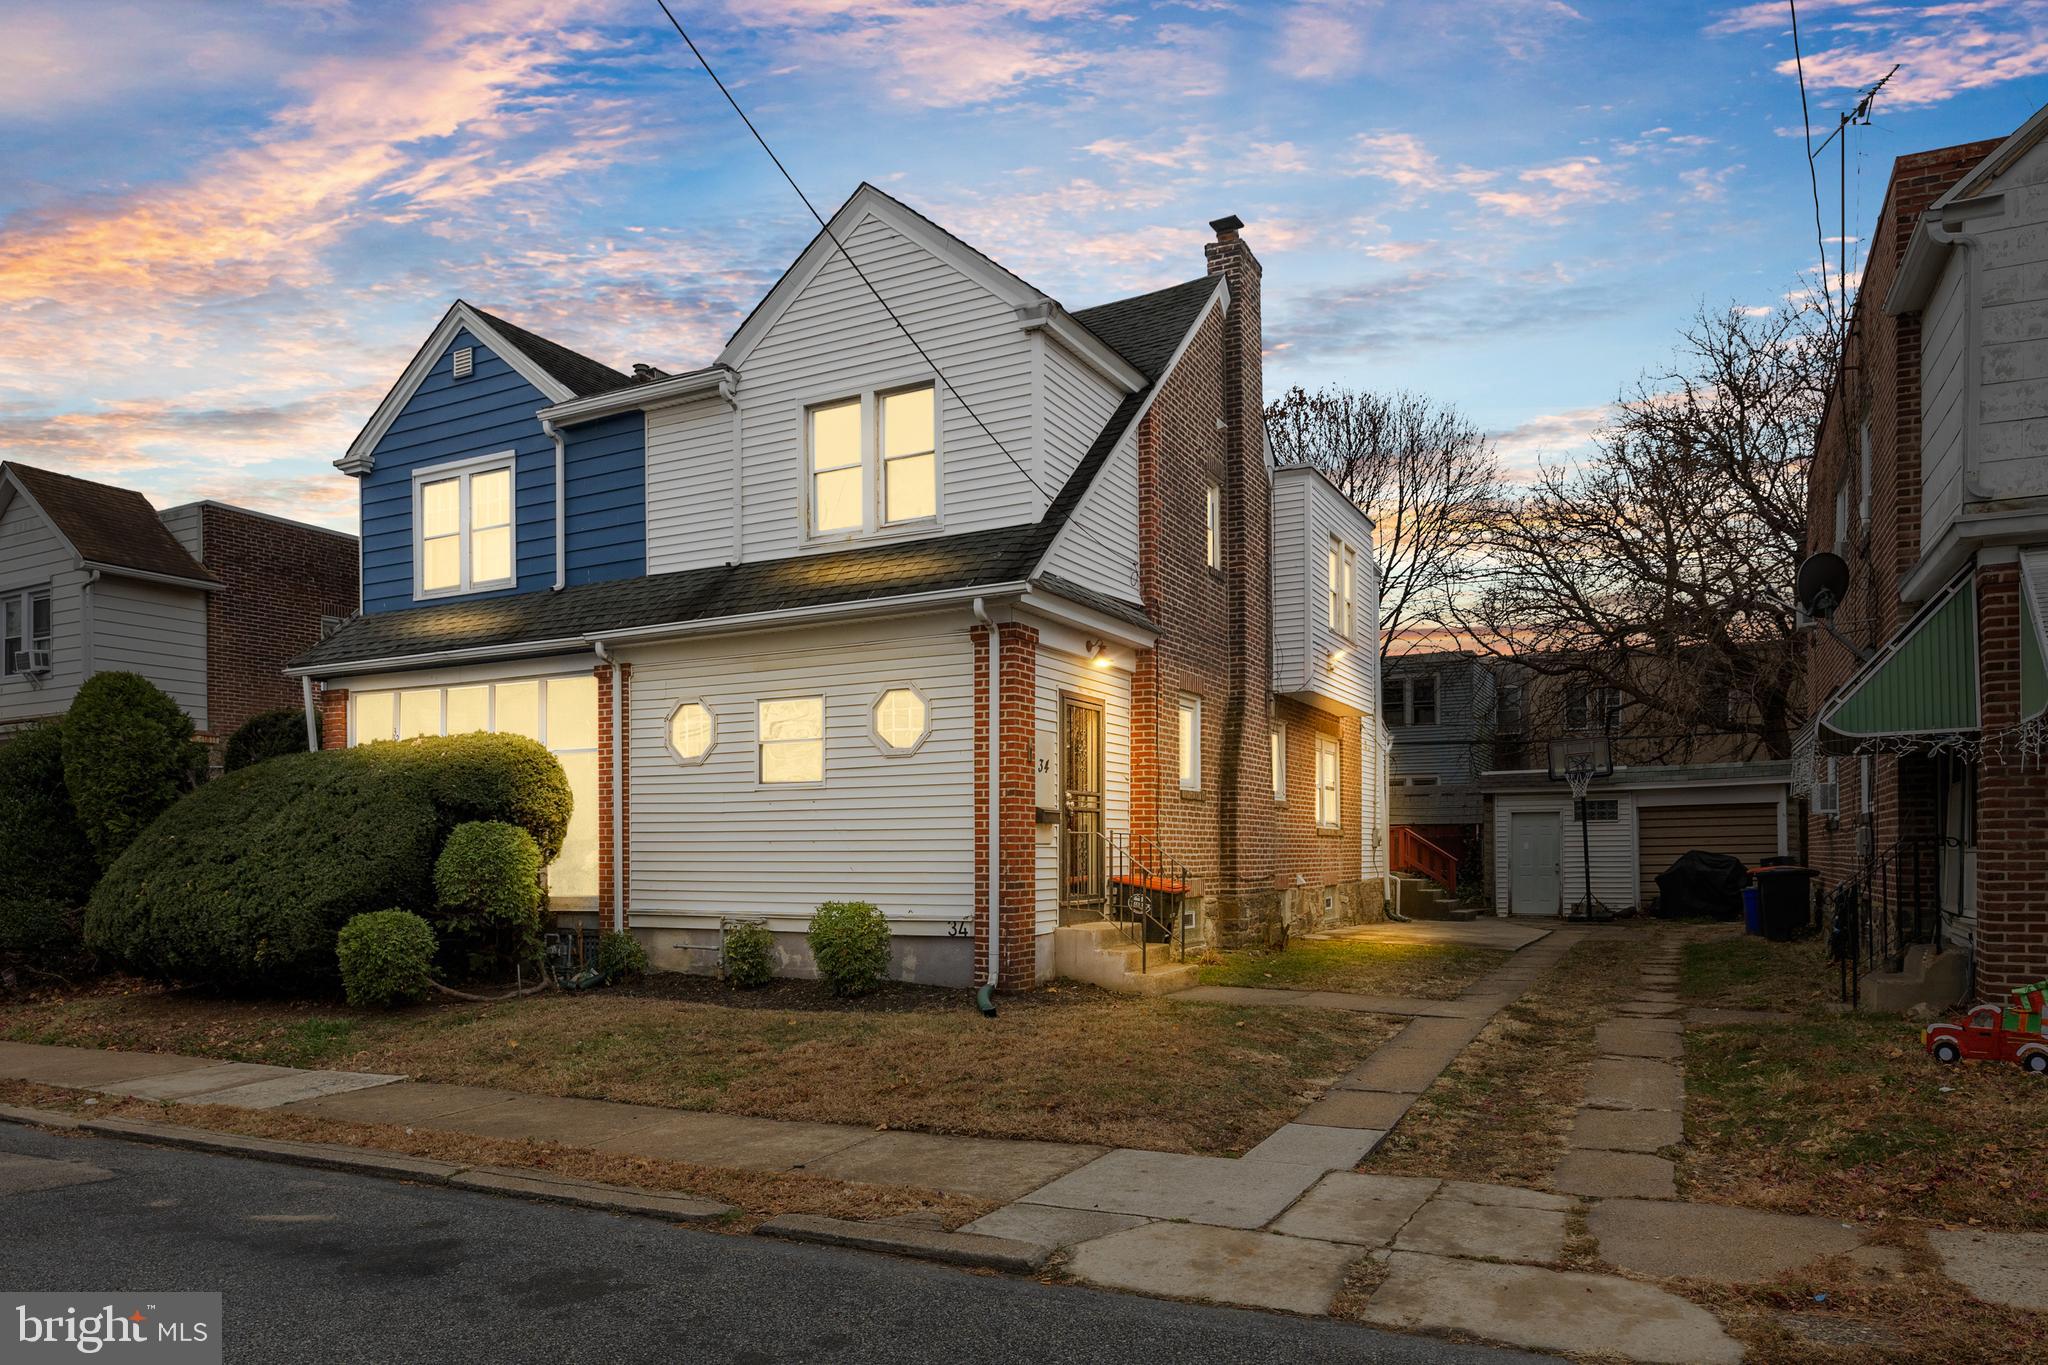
[1087,638,1112,667]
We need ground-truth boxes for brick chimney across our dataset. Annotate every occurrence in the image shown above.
[1203,215,1276,920]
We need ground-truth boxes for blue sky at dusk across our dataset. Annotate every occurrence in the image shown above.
[2,0,2043,527]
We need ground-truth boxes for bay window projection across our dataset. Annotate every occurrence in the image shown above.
[807,383,938,536]
[1315,735,1341,828]
[416,457,515,596]
[350,675,600,901]
[759,697,825,783]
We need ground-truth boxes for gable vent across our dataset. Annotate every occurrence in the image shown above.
[451,346,474,379]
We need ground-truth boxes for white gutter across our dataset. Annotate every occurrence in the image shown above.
[973,596,1000,990]
[285,637,592,679]
[301,675,319,752]
[543,417,567,591]
[594,641,626,934]
[538,366,735,428]
[587,582,1032,647]
[79,561,221,593]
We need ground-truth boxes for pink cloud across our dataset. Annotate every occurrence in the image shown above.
[1473,156,1631,220]
[1345,132,1496,201]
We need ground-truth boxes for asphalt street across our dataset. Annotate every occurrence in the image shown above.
[0,1123,1545,1365]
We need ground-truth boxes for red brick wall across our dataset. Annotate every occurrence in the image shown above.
[971,621,1040,987]
[595,661,629,930]
[1270,695,1364,891]
[1974,562,2048,994]
[318,687,348,751]
[199,504,358,742]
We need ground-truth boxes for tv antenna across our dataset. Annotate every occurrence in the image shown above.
[1810,64,1899,319]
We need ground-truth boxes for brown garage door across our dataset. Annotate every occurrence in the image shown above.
[1638,802,1779,904]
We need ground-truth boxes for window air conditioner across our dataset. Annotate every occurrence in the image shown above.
[1811,781,1839,817]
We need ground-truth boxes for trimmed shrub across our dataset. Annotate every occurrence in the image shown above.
[434,822,543,923]
[337,910,436,1007]
[0,721,97,907]
[807,900,891,997]
[225,708,315,772]
[84,736,570,991]
[61,672,204,866]
[595,930,648,983]
[0,897,87,978]
[721,921,774,989]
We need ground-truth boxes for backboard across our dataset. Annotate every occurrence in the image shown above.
[1546,735,1614,783]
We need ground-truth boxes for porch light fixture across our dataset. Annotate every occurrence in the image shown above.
[1087,638,1112,668]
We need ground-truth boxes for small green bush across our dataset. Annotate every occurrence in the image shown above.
[0,722,98,906]
[721,921,774,988]
[225,708,315,772]
[0,896,87,977]
[61,672,205,866]
[85,736,570,991]
[337,910,436,1007]
[595,930,648,982]
[806,900,891,997]
[434,822,543,923]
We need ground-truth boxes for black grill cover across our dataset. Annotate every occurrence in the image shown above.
[1653,850,1748,920]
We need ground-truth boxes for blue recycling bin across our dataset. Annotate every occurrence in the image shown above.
[1741,886,1762,936]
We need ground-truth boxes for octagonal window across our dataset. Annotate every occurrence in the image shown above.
[872,686,929,753]
[668,700,716,764]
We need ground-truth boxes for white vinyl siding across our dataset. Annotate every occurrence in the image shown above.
[732,212,1039,562]
[1492,791,1637,912]
[1034,642,1133,935]
[93,576,208,732]
[0,494,88,724]
[626,615,976,930]
[1038,425,1142,602]
[1271,467,1379,715]
[1039,338,1123,497]
[349,673,600,903]
[645,399,738,574]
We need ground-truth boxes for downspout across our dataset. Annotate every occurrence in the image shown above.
[301,676,319,752]
[544,417,568,590]
[594,641,626,933]
[972,597,1000,1005]
[79,569,99,681]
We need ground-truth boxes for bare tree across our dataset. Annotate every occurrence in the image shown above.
[1460,298,1841,759]
[1264,387,1504,656]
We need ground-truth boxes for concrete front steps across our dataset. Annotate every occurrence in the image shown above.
[1054,920,1200,996]
[1857,941,1971,1014]
[1390,873,1477,922]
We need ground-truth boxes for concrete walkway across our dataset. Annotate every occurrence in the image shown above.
[1554,939,1687,1199]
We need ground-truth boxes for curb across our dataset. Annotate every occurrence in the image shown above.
[0,1104,737,1225]
[754,1213,1053,1272]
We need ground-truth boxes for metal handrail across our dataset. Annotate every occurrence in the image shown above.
[1391,826,1459,893]
[1093,829,1189,973]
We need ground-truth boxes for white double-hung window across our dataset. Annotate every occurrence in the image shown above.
[2,588,52,676]
[1177,695,1202,792]
[1327,536,1355,637]
[760,696,826,784]
[1315,735,1341,829]
[416,454,516,597]
[807,383,938,537]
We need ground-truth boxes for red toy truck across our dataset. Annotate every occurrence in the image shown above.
[1924,1003,2048,1073]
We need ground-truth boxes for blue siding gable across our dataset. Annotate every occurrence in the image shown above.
[358,330,646,614]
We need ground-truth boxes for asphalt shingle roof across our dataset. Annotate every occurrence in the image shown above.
[467,306,641,398]
[296,275,1217,672]
[4,463,216,585]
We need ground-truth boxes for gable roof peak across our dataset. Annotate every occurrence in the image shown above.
[0,461,217,586]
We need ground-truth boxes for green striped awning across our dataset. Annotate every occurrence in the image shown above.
[1818,570,1978,745]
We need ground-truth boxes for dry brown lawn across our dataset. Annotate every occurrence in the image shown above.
[0,977,1396,1154]
[1196,937,1509,999]
[1368,926,1663,1186]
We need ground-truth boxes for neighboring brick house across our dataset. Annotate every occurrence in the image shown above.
[0,462,357,745]
[1805,106,2048,1003]
[290,186,1390,991]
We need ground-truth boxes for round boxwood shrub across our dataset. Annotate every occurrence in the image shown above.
[0,721,98,907]
[225,708,315,772]
[434,821,543,923]
[61,671,204,867]
[806,900,891,997]
[595,930,648,983]
[337,909,436,1007]
[721,920,774,989]
[84,735,570,992]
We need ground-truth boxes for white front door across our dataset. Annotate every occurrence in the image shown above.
[1510,811,1561,917]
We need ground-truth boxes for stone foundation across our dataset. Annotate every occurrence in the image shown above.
[634,925,978,989]
[1201,878,1386,947]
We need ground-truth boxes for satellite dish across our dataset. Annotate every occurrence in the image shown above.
[1796,552,1850,620]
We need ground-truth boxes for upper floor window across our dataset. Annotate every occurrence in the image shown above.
[2,588,52,676]
[1383,674,1436,727]
[415,454,514,598]
[1498,683,1525,736]
[807,382,939,538]
[1833,479,1850,558]
[1857,419,1873,526]
[1565,682,1623,732]
[1327,537,1356,637]
[1205,485,1221,569]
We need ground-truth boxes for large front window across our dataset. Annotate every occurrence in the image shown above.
[806,382,938,536]
[2,588,52,676]
[351,674,599,901]
[416,456,515,597]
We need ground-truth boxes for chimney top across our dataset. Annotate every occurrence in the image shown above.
[1209,214,1245,237]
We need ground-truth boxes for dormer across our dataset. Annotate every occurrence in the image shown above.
[1272,464,1380,718]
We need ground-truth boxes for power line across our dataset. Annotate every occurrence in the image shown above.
[1787,0,1832,321]
[652,1,1095,534]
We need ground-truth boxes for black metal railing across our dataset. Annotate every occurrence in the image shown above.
[1828,834,1963,1007]
[1097,830,1191,974]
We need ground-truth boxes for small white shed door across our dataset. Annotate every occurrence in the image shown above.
[1509,811,1561,916]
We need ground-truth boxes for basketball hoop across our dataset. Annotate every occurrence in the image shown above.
[1546,737,1615,922]
[1562,753,1597,802]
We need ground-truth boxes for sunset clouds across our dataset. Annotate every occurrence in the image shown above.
[0,0,2041,524]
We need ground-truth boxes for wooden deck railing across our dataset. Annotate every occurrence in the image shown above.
[1391,826,1459,893]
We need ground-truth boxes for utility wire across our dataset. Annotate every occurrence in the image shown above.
[1787,0,1832,322]
[653,0,1116,547]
